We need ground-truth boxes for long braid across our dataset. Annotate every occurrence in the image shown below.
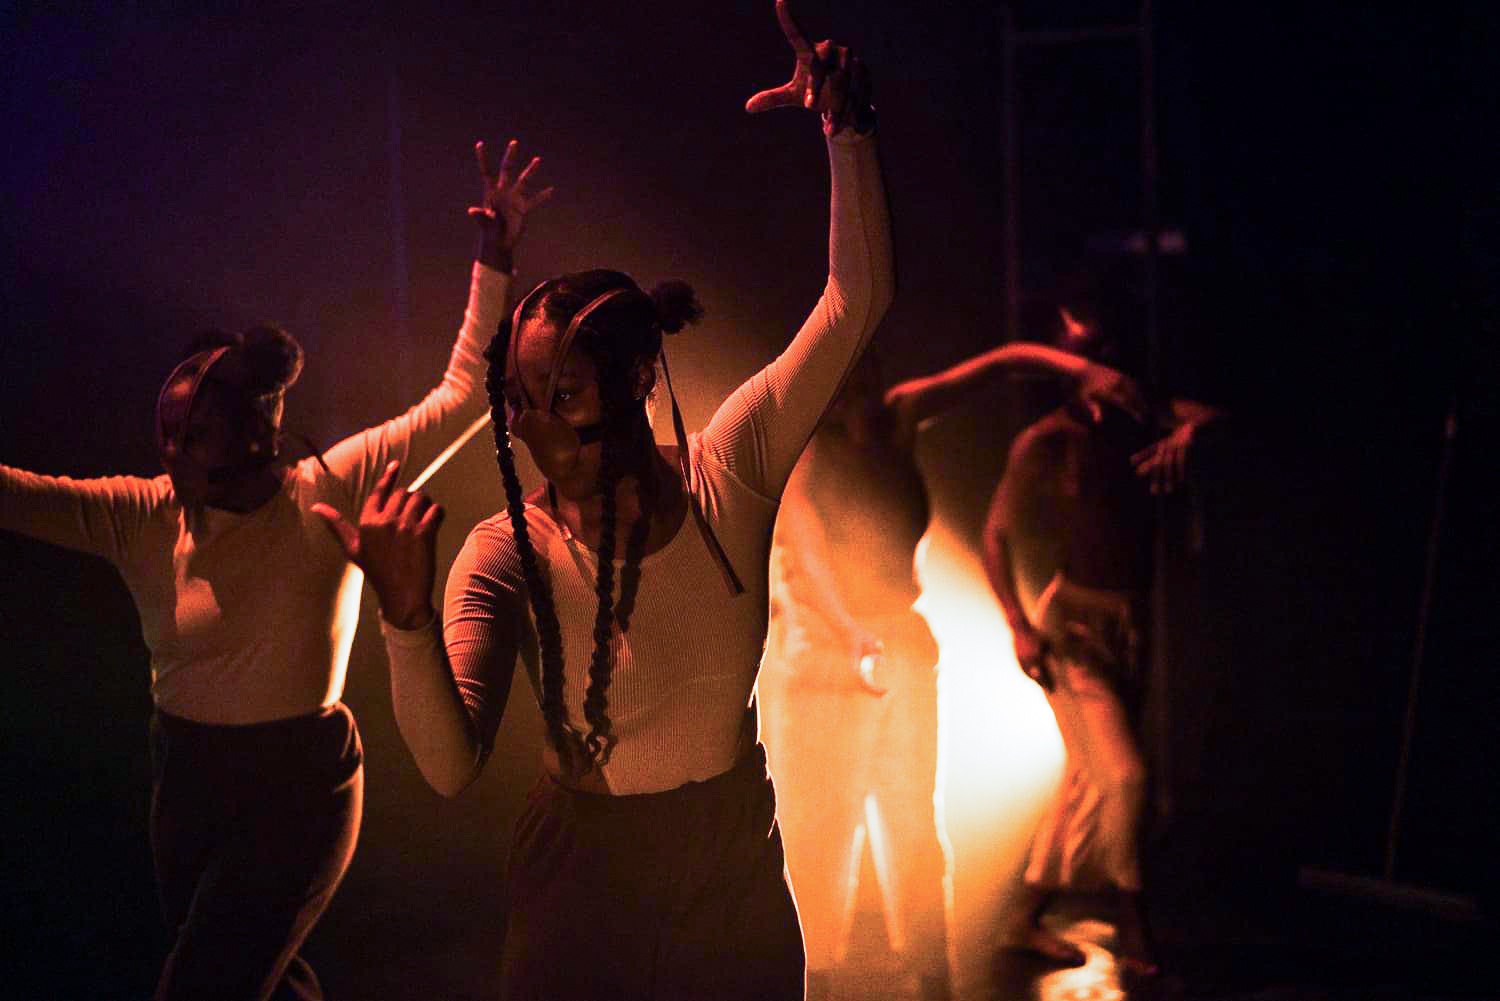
[483,269,701,777]
[580,423,621,765]
[615,457,653,633]
[483,341,576,770]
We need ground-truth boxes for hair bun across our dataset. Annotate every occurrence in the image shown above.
[650,280,704,334]
[240,325,305,392]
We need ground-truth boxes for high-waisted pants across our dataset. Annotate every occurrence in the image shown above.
[499,743,805,1001]
[149,704,363,1001]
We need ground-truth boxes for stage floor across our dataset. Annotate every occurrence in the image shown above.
[822,884,1495,1001]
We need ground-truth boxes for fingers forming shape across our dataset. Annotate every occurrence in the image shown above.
[397,489,428,531]
[807,39,834,109]
[525,186,557,212]
[474,140,499,184]
[516,155,541,190]
[745,0,820,113]
[745,74,806,113]
[776,0,814,58]
[418,501,445,536]
[499,138,521,177]
[369,460,401,517]
[310,502,359,559]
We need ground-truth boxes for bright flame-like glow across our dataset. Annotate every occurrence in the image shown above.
[915,520,1065,992]
[863,794,904,954]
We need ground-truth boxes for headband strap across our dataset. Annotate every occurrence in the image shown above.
[659,347,745,596]
[540,289,628,413]
[157,345,232,455]
[509,280,742,597]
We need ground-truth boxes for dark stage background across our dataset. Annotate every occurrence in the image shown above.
[0,2,1491,998]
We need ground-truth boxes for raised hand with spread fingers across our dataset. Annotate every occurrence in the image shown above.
[469,138,555,272]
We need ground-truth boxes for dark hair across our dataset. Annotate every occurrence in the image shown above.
[1045,264,1147,380]
[183,325,305,395]
[168,325,307,468]
[484,269,702,774]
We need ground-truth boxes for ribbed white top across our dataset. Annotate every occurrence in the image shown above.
[0,262,508,723]
[382,130,894,795]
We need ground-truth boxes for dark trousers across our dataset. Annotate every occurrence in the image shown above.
[149,704,363,1001]
[500,744,806,1001]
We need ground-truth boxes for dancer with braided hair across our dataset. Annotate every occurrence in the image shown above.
[314,4,889,997]
[0,138,550,1001]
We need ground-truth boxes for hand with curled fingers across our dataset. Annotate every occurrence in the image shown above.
[1132,421,1196,495]
[312,460,445,631]
[745,0,874,137]
[469,138,555,267]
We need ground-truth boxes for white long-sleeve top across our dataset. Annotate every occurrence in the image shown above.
[0,263,508,724]
[382,130,893,796]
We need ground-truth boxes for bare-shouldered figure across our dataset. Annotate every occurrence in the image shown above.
[758,355,947,1001]
[985,323,1222,977]
[983,396,1157,973]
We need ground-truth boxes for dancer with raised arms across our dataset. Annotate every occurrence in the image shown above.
[315,3,890,997]
[0,139,551,1001]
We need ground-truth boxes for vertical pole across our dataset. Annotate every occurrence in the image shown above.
[1138,0,1173,819]
[1139,0,1159,372]
[1002,5,1020,342]
[1385,399,1459,880]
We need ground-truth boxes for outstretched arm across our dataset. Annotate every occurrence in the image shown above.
[319,139,554,505]
[697,1,893,499]
[0,466,163,563]
[884,342,1147,440]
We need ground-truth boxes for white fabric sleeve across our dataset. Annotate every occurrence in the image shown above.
[696,130,894,500]
[0,465,164,563]
[382,518,530,796]
[322,262,509,505]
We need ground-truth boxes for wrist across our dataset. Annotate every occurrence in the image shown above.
[476,231,514,274]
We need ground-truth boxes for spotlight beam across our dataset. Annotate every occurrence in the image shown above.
[409,413,491,490]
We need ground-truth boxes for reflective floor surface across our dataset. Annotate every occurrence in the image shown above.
[826,888,1496,1001]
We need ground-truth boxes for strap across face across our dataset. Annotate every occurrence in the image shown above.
[156,346,232,457]
[506,280,743,597]
[508,287,628,475]
[542,289,627,412]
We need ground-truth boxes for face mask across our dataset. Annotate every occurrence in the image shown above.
[507,282,745,596]
[508,287,629,484]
